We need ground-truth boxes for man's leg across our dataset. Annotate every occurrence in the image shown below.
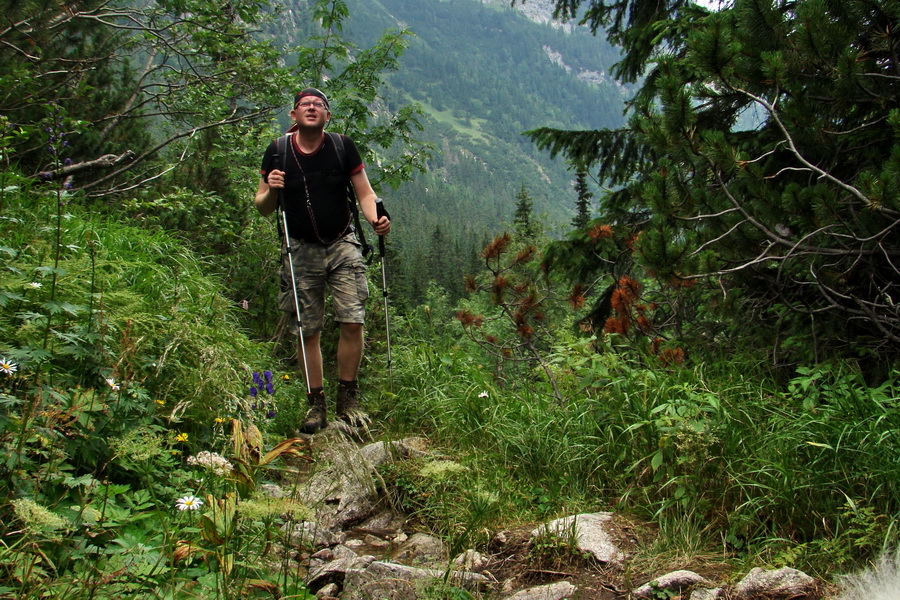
[300,329,327,434]
[300,330,327,434]
[328,236,370,428]
[301,331,324,389]
[336,321,369,427]
[337,322,363,382]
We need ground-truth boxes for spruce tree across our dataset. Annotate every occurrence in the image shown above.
[513,184,537,241]
[571,167,593,229]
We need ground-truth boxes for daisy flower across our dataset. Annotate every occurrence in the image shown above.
[0,357,17,375]
[105,377,120,391]
[28,282,42,289]
[175,495,203,511]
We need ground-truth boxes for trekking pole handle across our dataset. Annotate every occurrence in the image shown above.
[375,197,390,256]
[270,152,284,209]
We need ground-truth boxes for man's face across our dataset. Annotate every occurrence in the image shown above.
[290,97,330,129]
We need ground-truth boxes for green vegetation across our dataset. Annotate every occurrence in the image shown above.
[526,0,900,368]
[1,0,898,597]
[373,286,900,579]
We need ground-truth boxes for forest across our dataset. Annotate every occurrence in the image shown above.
[0,0,898,598]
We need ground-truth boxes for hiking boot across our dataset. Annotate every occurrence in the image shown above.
[336,379,370,428]
[301,387,327,434]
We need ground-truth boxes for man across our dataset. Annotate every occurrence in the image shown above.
[255,87,390,434]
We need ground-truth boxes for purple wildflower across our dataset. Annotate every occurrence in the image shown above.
[266,410,276,419]
[264,370,273,383]
[249,386,258,397]
[265,383,274,395]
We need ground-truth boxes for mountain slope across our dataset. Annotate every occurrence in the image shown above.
[335,0,628,302]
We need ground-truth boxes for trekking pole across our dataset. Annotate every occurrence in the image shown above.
[375,198,392,390]
[273,151,312,395]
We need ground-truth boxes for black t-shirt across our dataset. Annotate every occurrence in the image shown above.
[260,133,364,243]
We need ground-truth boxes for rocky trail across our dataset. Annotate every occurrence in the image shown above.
[274,429,827,600]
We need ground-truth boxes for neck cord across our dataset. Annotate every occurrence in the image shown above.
[289,134,351,245]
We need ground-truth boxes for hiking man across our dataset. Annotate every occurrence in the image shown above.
[255,87,390,434]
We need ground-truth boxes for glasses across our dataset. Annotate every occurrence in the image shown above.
[296,101,327,110]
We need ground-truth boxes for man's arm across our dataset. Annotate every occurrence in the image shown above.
[351,168,390,235]
[255,170,284,217]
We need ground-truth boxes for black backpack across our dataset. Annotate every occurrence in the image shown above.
[275,131,371,258]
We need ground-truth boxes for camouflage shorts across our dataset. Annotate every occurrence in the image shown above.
[279,233,369,336]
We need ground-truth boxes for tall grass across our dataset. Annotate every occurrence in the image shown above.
[371,299,900,577]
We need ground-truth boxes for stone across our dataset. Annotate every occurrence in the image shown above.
[690,588,724,600]
[315,582,339,598]
[454,549,489,571]
[735,567,816,599]
[530,512,624,566]
[504,580,577,600]
[284,520,341,548]
[391,532,446,565]
[260,482,285,498]
[341,560,489,600]
[306,553,375,593]
[633,570,714,598]
[294,437,429,539]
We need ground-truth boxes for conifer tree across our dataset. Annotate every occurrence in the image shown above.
[572,167,593,229]
[524,0,900,362]
[513,184,537,241]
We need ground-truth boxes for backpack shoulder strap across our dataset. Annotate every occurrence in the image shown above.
[327,132,371,260]
[327,131,345,173]
[276,134,290,172]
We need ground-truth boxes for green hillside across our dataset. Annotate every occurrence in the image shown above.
[337,0,630,303]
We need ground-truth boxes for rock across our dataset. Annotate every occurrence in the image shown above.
[333,543,362,559]
[260,482,285,498]
[306,553,375,592]
[311,547,334,561]
[341,560,489,600]
[357,437,431,466]
[633,570,714,598]
[315,582,339,598]
[504,580,577,600]
[284,520,342,548]
[690,588,724,600]
[353,509,406,539]
[454,549,489,571]
[391,532,446,565]
[362,534,390,548]
[294,436,429,538]
[735,567,816,599]
[530,512,624,566]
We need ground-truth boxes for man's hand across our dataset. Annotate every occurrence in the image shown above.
[267,169,285,189]
[372,216,391,236]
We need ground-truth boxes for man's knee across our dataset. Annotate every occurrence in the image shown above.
[340,322,363,337]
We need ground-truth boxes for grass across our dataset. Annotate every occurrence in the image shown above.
[369,300,900,580]
[3,175,898,596]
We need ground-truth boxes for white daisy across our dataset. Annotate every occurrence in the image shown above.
[105,377,120,391]
[0,357,17,375]
[175,495,203,511]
